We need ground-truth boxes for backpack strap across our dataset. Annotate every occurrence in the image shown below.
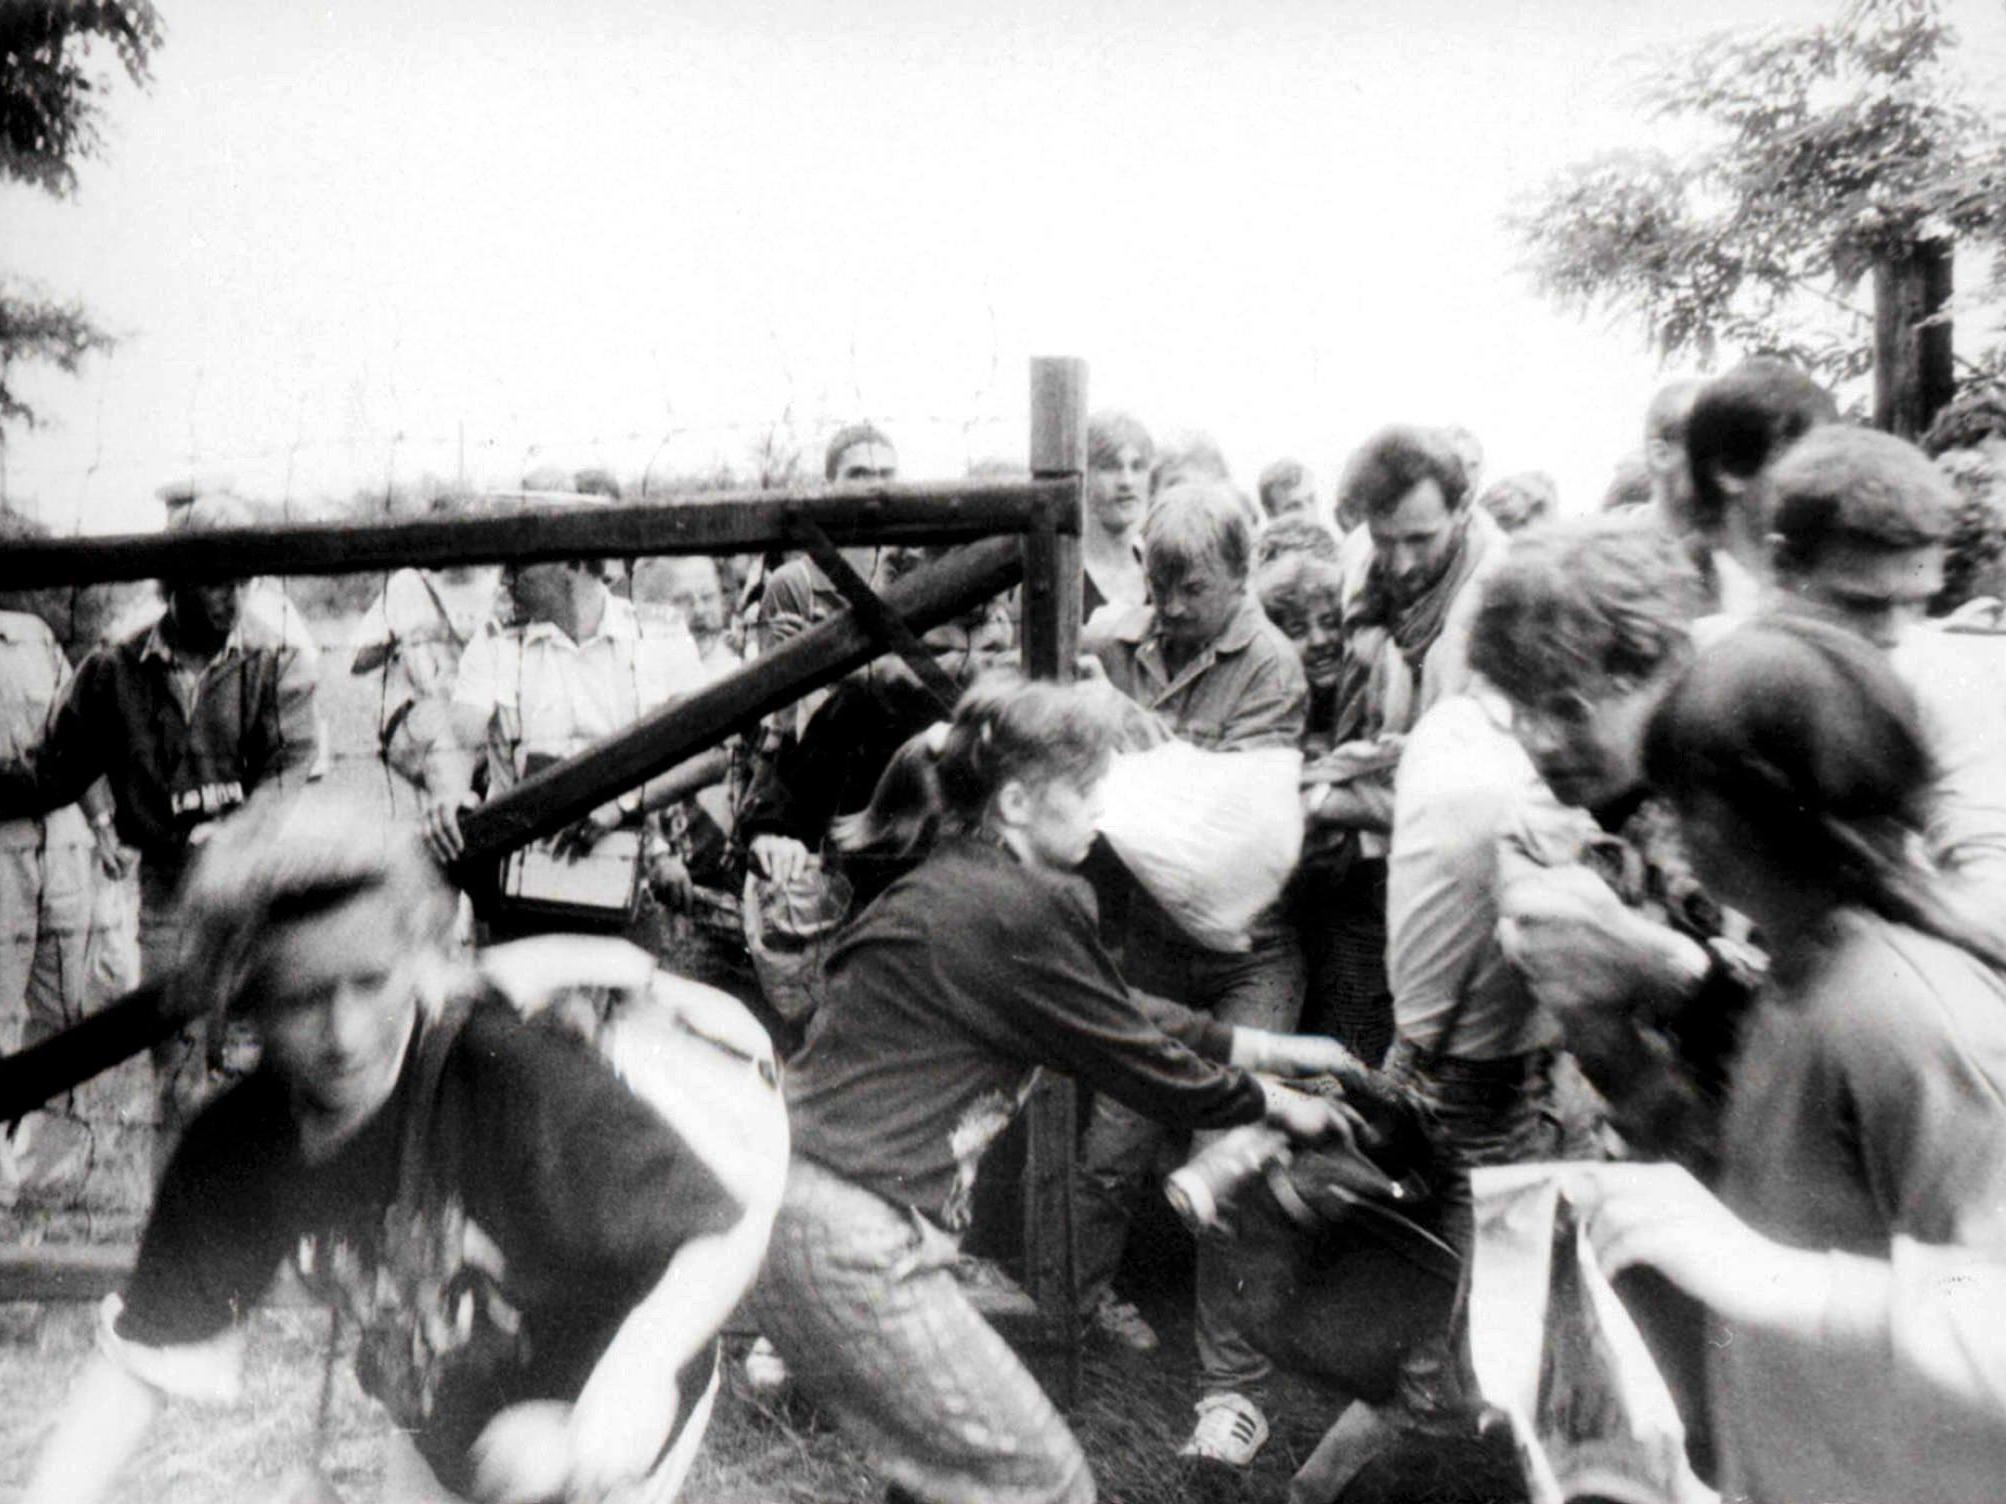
[393,993,476,1217]
[413,569,471,650]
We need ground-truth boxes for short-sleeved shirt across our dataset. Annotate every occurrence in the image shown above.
[786,837,1263,1230]
[117,991,741,1487]
[1083,593,1307,751]
[0,611,89,855]
[452,595,707,796]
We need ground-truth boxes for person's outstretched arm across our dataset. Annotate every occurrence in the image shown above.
[21,1353,161,1504]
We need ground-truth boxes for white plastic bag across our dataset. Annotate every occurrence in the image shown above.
[1467,1165,1716,1504]
[1097,742,1304,952]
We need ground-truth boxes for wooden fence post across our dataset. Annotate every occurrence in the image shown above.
[1019,356,1088,1405]
[1874,238,1955,440]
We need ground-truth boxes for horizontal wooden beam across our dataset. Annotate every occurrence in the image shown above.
[0,978,183,1127]
[456,535,1023,861]
[0,480,1078,588]
[0,539,1023,1121]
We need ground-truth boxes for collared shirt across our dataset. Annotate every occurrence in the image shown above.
[1388,688,1559,1062]
[1083,593,1307,751]
[452,595,708,796]
[0,612,319,862]
[0,611,90,854]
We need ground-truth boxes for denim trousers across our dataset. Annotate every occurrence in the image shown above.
[1072,914,1304,1394]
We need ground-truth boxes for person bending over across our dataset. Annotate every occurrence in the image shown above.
[746,674,1359,1504]
[24,790,770,1504]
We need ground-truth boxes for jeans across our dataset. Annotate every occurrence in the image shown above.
[1295,858,1393,1067]
[1073,913,1304,1395]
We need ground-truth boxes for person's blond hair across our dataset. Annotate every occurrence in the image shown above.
[175,789,456,1023]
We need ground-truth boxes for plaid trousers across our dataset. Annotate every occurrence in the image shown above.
[746,1156,1093,1504]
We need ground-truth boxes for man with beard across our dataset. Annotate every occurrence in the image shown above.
[0,495,321,1153]
[1300,426,1507,1068]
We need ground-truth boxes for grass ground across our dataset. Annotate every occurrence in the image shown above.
[0,1293,1521,1504]
[2,610,1528,1502]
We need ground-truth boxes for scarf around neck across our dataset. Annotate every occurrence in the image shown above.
[1331,511,1490,744]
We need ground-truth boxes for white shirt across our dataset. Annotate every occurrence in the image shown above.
[453,596,707,797]
[1388,688,1565,1060]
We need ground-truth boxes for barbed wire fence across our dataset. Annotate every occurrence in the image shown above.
[1,403,1032,1241]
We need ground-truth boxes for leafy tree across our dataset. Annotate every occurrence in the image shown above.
[0,0,164,434]
[1513,0,2006,424]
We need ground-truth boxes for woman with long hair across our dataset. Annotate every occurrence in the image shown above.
[1571,616,2006,1504]
[745,672,1358,1504]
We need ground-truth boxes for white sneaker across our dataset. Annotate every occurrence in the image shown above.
[742,1335,791,1395]
[1088,1293,1159,1353]
[1178,1391,1270,1466]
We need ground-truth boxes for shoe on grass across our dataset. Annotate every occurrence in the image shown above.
[1177,1390,1269,1467]
[1088,1293,1159,1353]
[742,1335,791,1395]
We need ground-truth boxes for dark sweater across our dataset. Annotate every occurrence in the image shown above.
[786,836,1265,1230]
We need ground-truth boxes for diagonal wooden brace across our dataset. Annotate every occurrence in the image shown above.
[790,517,962,714]
[0,537,1025,1122]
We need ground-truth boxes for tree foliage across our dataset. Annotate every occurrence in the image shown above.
[1513,0,2006,392]
[0,284,117,430]
[1,0,162,196]
[0,0,163,437]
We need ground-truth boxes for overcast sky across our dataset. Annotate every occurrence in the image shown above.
[6,0,2004,535]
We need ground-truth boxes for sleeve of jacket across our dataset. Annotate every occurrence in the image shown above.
[260,642,323,784]
[1218,641,1308,750]
[1820,1239,2006,1471]
[0,647,110,817]
[958,872,1264,1130]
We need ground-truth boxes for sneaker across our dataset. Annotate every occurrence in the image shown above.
[742,1335,791,1395]
[1178,1391,1270,1466]
[1088,1293,1159,1353]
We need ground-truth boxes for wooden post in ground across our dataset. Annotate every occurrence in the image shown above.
[1019,356,1089,1405]
[1874,238,1955,440]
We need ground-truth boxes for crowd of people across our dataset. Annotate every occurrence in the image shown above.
[3,365,2006,1502]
